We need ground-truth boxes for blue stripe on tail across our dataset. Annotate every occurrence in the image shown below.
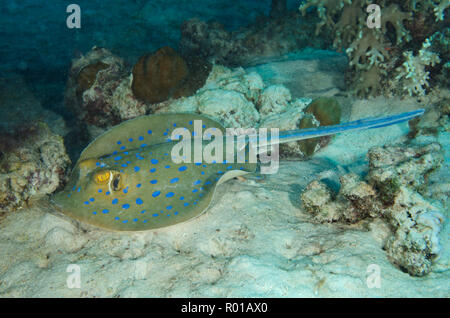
[276,109,424,143]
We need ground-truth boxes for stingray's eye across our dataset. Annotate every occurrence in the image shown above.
[94,171,111,184]
[112,174,122,191]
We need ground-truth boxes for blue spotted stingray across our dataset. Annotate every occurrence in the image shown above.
[52,110,424,231]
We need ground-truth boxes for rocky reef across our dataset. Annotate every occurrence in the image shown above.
[301,142,445,276]
[179,4,332,67]
[64,47,146,138]
[0,122,71,214]
[300,0,449,98]
[65,48,342,158]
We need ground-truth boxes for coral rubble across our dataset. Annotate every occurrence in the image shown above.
[301,142,444,276]
[300,0,449,97]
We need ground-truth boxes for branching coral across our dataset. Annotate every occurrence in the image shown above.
[300,0,448,98]
[394,38,441,96]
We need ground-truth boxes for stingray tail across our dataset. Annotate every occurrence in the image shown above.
[262,109,425,146]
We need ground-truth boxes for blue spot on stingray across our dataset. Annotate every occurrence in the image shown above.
[112,198,118,204]
[124,152,129,156]
[239,167,244,170]
[67,194,71,198]
[143,220,148,223]
[199,193,204,197]
[218,171,224,174]
[193,180,202,185]
[195,162,201,166]
[170,177,179,183]
[184,203,189,206]
[136,198,143,205]
[163,132,168,136]
[136,183,141,188]
[192,189,198,193]
[201,171,205,175]
[180,196,184,200]
[92,211,97,215]
[140,209,146,214]
[202,124,206,128]
[84,201,89,205]
[147,130,152,134]
[193,202,197,205]
[102,209,109,214]
[122,204,130,209]
[115,217,120,220]
[150,168,156,173]
[152,191,161,197]
[105,191,110,195]
[164,165,170,169]
[89,198,95,202]
[128,138,133,142]
[203,164,207,167]
[227,166,233,170]
[117,141,122,145]
[123,188,128,194]
[179,166,187,172]
[120,146,126,150]
[121,164,127,168]
[133,218,138,222]
[139,136,144,141]
[140,143,147,148]
[174,212,179,215]
[212,160,216,164]
[96,162,100,166]
[151,159,158,164]
[166,192,174,198]
[167,206,173,210]
[123,220,128,223]
[152,214,159,217]
[205,181,211,185]
[114,156,122,161]
[173,123,177,127]
[150,179,158,184]
[134,166,140,172]
[77,187,81,192]
[189,120,193,125]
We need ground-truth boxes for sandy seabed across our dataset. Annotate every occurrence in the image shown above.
[0,53,448,297]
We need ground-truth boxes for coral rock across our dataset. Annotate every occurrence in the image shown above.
[0,123,70,213]
[301,142,445,276]
[258,85,291,118]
